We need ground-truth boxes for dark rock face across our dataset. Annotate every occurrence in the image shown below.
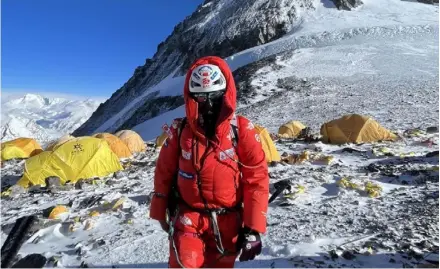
[331,0,363,10]
[233,55,278,104]
[74,0,315,136]
[417,0,439,4]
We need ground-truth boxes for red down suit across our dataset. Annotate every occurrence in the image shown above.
[150,56,269,268]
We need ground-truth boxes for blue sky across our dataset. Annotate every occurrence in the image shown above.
[1,0,203,99]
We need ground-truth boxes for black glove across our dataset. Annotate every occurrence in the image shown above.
[236,226,262,262]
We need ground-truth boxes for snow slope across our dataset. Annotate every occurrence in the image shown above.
[73,0,438,139]
[73,0,317,136]
[92,68,184,134]
[240,25,439,133]
[91,0,438,141]
[132,106,185,140]
[1,94,102,144]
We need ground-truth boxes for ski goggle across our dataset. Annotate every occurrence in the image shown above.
[190,90,225,103]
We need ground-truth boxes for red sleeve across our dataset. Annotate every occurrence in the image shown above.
[149,119,181,221]
[237,116,269,233]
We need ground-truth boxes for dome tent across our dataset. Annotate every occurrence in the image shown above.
[254,125,281,163]
[1,138,43,161]
[93,133,132,158]
[114,130,146,153]
[320,114,398,144]
[45,134,75,151]
[278,121,306,139]
[18,137,123,188]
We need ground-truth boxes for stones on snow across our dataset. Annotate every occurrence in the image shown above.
[11,253,47,268]
[426,126,438,133]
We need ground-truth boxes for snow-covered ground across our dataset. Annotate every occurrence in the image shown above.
[1,131,438,268]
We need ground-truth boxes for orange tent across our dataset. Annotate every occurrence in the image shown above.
[114,130,146,153]
[93,133,132,158]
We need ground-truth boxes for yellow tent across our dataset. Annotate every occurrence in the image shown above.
[320,114,398,144]
[45,134,75,151]
[155,132,168,148]
[93,133,132,158]
[1,138,43,161]
[254,125,281,163]
[17,137,123,188]
[278,121,306,138]
[114,130,146,153]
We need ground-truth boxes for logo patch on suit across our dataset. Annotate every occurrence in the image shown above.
[247,122,254,130]
[219,148,235,161]
[179,170,194,180]
[182,149,191,160]
[180,216,192,226]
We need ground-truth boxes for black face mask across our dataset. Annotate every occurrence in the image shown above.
[191,91,225,138]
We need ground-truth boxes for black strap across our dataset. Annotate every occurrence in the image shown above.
[231,124,239,148]
[178,117,187,145]
[173,117,187,189]
[179,200,242,215]
[173,116,186,193]
[167,118,187,217]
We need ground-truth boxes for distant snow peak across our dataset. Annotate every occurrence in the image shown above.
[1,93,101,144]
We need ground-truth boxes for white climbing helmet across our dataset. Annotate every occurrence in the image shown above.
[189,64,226,93]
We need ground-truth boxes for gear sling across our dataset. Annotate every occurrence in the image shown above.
[166,117,241,268]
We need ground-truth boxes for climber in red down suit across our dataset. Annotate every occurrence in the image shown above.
[150,56,269,268]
